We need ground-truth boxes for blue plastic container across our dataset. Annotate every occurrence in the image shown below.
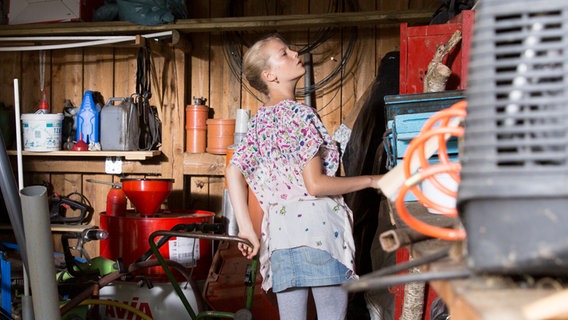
[75,91,101,144]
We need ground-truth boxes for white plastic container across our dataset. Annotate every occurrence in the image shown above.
[21,113,64,151]
[421,172,458,214]
[98,281,203,319]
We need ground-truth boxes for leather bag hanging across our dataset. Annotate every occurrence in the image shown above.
[136,44,162,150]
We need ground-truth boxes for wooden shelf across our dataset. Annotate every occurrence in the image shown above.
[7,150,160,161]
[0,223,96,233]
[0,9,434,37]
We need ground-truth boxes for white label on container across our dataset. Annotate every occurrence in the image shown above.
[169,237,200,268]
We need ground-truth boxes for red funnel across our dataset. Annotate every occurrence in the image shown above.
[121,178,174,216]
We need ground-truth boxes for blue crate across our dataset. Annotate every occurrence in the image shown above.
[395,112,460,160]
[385,90,465,121]
[383,91,464,201]
[385,112,459,170]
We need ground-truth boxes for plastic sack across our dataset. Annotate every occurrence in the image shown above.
[116,0,175,26]
[93,2,120,22]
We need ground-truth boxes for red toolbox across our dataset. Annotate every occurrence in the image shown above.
[399,10,475,94]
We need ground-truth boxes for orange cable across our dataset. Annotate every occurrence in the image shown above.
[395,162,466,241]
[394,100,468,240]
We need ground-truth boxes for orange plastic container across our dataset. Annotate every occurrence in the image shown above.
[186,128,207,153]
[186,99,209,153]
[186,105,209,129]
[206,118,235,155]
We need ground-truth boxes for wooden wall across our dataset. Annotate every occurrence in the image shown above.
[0,0,438,255]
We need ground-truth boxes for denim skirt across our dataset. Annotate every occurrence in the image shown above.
[270,246,353,293]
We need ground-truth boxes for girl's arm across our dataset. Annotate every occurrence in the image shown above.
[225,163,260,259]
[302,153,382,197]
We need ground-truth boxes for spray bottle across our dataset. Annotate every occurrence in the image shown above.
[75,91,101,149]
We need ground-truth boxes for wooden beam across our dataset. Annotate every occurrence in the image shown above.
[15,158,162,174]
[183,153,226,176]
[0,9,434,37]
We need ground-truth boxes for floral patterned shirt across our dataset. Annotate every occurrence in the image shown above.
[230,99,356,291]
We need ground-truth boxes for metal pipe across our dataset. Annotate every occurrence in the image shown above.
[379,228,433,252]
[20,185,61,320]
[13,78,34,320]
[0,128,28,271]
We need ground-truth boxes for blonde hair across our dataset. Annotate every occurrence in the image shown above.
[242,34,287,97]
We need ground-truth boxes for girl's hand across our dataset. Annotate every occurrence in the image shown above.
[370,174,383,190]
[237,230,260,259]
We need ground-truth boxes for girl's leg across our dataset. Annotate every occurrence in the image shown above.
[276,287,309,320]
[311,285,348,320]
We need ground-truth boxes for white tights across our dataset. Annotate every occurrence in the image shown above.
[276,285,347,320]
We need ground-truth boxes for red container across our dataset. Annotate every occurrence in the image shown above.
[105,186,127,217]
[99,209,215,281]
[399,10,475,94]
[120,178,174,216]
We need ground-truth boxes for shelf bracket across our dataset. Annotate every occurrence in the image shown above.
[105,157,123,174]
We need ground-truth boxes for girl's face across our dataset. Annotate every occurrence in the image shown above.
[264,38,305,82]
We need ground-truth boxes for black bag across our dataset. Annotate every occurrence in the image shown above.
[430,0,475,25]
[136,45,162,151]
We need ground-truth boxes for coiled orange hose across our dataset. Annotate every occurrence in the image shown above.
[395,100,467,241]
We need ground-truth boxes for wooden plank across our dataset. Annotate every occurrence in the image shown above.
[83,46,114,101]
[314,30,343,134]
[18,158,163,174]
[51,48,84,110]
[26,172,49,187]
[82,174,110,256]
[150,45,187,207]
[201,0,226,216]
[341,2,377,135]
[20,50,41,114]
[8,150,160,160]
[207,176,224,217]
[0,52,20,109]
[171,47,188,207]
[183,153,226,176]
[187,175,224,217]
[0,10,435,36]
[189,32,211,109]
[112,48,137,97]
[48,172,81,253]
[237,0,266,113]
[208,34,231,119]
[186,176,211,211]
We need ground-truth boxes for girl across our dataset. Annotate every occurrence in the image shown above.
[226,34,382,320]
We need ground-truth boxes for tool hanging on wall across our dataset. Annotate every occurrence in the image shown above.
[135,43,161,151]
[37,50,50,114]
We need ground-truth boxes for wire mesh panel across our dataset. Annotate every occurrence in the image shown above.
[458,0,568,274]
